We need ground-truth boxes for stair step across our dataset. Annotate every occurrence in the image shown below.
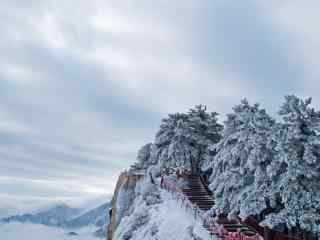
[183,189,205,191]
[188,196,213,200]
[183,188,205,190]
[192,202,213,205]
[184,193,211,197]
[184,192,207,194]
[190,199,214,201]
[188,196,213,198]
[190,200,214,203]
[185,195,209,198]
[184,194,210,197]
[184,192,211,196]
[185,192,211,195]
[187,195,213,198]
[184,189,206,191]
[193,202,214,205]
[183,190,205,192]
[170,175,216,216]
[184,191,208,194]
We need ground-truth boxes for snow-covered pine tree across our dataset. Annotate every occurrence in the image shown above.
[154,105,223,173]
[208,99,275,220]
[262,95,320,234]
[132,143,153,170]
[187,105,223,173]
[154,112,188,169]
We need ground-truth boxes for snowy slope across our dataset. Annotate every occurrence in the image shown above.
[114,178,213,240]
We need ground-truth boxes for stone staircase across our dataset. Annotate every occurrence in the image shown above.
[181,175,214,212]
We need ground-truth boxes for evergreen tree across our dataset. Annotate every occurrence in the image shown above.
[132,143,153,169]
[208,99,275,220]
[154,113,188,169]
[154,105,223,173]
[262,95,320,234]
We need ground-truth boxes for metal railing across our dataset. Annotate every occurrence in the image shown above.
[162,176,263,240]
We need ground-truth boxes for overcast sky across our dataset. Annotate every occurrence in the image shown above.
[1,0,320,210]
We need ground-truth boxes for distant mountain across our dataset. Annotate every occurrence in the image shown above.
[63,203,110,229]
[0,202,111,238]
[63,202,110,238]
[0,204,81,227]
[0,206,18,219]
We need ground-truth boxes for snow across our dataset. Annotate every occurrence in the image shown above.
[206,99,275,219]
[0,223,98,240]
[132,143,153,169]
[114,180,214,240]
[154,105,222,173]
[203,96,320,234]
[262,95,320,233]
[112,96,320,237]
[153,191,211,240]
[115,181,135,227]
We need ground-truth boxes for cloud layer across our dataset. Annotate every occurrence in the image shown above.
[1,0,320,209]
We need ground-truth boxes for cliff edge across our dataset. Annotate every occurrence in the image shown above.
[107,170,144,240]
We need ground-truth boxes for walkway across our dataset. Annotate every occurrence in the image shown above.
[162,173,263,240]
[181,175,214,212]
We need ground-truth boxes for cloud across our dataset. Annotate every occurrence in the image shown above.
[0,223,98,240]
[0,0,320,208]
[257,1,320,99]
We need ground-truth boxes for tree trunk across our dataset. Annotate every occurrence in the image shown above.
[263,227,272,240]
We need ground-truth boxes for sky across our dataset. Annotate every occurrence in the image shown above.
[1,0,320,211]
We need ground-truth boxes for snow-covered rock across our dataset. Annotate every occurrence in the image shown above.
[113,177,213,240]
[107,170,145,240]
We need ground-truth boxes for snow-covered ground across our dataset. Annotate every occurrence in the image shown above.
[0,223,98,240]
[114,186,213,240]
[153,191,211,240]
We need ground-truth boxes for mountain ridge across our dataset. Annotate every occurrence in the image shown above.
[0,202,111,238]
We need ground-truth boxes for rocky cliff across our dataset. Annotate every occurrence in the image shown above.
[106,164,213,240]
[107,170,144,240]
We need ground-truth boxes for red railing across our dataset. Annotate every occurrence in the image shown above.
[162,176,264,240]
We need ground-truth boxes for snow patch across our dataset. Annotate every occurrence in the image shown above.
[114,184,214,240]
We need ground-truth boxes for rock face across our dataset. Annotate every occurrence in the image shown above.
[107,170,144,240]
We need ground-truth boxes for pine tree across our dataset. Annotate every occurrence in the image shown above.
[208,99,275,220]
[154,113,188,169]
[262,95,320,234]
[132,143,153,169]
[187,105,223,172]
[154,105,223,173]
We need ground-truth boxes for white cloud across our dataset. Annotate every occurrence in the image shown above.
[1,0,320,209]
[0,223,98,240]
[257,0,320,105]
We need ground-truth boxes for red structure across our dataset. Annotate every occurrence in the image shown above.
[162,173,320,240]
[162,175,263,240]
